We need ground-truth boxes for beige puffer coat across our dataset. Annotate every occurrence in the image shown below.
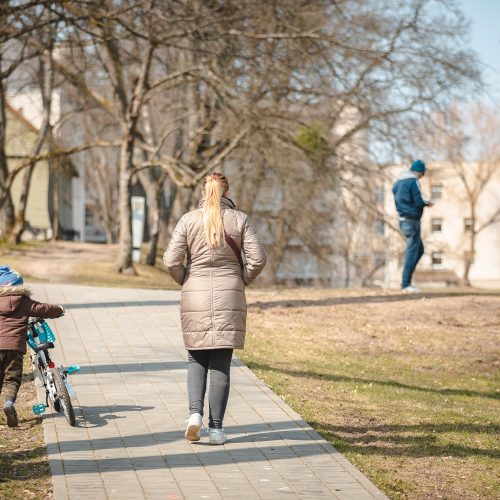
[163,197,266,350]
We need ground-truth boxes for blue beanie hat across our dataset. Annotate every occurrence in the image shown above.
[0,266,24,287]
[410,159,426,173]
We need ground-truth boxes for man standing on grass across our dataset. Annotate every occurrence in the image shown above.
[392,159,433,293]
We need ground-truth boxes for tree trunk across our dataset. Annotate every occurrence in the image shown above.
[343,248,350,288]
[236,159,265,216]
[0,74,15,238]
[262,218,288,285]
[104,225,117,245]
[145,184,162,266]
[114,132,136,274]
[9,163,35,244]
[49,155,60,240]
[112,41,154,273]
[158,181,179,249]
[145,173,169,266]
[462,205,476,287]
[462,230,475,287]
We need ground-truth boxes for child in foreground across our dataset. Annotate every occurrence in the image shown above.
[0,266,64,427]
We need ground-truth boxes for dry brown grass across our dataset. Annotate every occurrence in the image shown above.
[0,356,52,499]
[0,240,178,290]
[1,243,498,498]
[241,288,500,499]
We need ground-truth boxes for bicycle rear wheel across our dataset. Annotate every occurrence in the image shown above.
[52,369,76,426]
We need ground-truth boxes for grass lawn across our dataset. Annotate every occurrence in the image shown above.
[0,240,178,290]
[1,242,498,498]
[0,356,52,499]
[241,288,500,499]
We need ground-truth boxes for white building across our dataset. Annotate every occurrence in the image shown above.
[384,161,500,289]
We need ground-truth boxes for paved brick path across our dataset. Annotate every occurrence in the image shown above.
[32,284,387,500]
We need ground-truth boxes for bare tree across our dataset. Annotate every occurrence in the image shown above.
[0,51,16,237]
[2,0,482,287]
[418,102,500,285]
[0,0,89,239]
[10,47,54,243]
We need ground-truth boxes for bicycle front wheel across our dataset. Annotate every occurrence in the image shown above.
[52,369,76,426]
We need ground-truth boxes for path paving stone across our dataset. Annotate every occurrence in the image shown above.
[32,284,388,500]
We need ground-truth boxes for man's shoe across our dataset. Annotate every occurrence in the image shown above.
[402,285,421,293]
[4,402,18,427]
[208,428,227,445]
[185,413,202,441]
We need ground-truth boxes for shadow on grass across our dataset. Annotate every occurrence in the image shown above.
[246,360,500,400]
[311,420,500,459]
[21,372,34,384]
[0,443,50,483]
[249,290,500,310]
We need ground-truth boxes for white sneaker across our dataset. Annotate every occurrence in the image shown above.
[185,413,202,441]
[208,428,227,445]
[402,284,421,293]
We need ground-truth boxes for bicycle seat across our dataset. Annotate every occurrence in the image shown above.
[33,342,55,353]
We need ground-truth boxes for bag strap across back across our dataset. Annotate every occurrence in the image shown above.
[224,231,244,269]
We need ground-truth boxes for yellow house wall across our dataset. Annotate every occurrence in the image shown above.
[5,107,51,229]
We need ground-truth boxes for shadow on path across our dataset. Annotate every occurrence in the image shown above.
[79,361,187,375]
[77,359,245,375]
[65,300,179,310]
[17,418,499,481]
[11,414,496,482]
[75,404,155,428]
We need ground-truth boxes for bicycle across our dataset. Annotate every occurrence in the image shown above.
[26,317,80,426]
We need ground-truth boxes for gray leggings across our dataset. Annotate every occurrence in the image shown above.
[187,349,233,429]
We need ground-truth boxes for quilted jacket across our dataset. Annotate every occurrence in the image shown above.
[163,197,267,350]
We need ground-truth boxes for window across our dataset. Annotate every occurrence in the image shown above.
[431,251,443,269]
[84,206,93,227]
[431,218,443,233]
[431,184,443,201]
[374,219,384,236]
[374,186,385,204]
[464,218,473,232]
[374,253,385,268]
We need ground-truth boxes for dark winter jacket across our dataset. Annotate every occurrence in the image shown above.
[0,285,63,354]
[392,170,429,220]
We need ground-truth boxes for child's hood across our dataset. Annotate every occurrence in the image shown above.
[0,285,31,314]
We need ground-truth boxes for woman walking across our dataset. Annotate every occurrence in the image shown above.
[163,173,266,445]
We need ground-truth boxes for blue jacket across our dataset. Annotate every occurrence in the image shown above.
[392,170,428,220]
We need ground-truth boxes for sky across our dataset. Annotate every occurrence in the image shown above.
[459,0,500,100]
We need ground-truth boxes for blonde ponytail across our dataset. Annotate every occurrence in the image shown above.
[202,173,229,248]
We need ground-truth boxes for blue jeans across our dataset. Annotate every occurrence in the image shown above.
[400,220,424,288]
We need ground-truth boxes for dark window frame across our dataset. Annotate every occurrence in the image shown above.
[464,218,474,232]
[431,184,443,201]
[431,251,443,269]
[431,218,443,233]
